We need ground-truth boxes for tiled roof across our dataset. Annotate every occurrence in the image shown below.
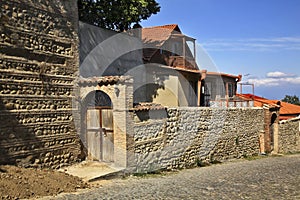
[278,101,300,115]
[237,94,267,100]
[237,94,279,107]
[237,94,300,116]
[151,24,181,30]
[142,24,181,61]
[78,76,132,87]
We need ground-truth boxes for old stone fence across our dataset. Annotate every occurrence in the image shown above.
[131,107,265,172]
[279,117,300,154]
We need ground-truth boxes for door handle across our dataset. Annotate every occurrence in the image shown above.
[102,128,107,137]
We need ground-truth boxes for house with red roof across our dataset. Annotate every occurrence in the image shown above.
[142,24,197,70]
[79,23,202,109]
[236,93,300,154]
[77,22,299,165]
[237,94,300,120]
[133,24,252,108]
[133,24,202,107]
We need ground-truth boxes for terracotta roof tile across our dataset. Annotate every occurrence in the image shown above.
[236,94,267,100]
[142,24,181,61]
[279,101,300,115]
[237,94,300,116]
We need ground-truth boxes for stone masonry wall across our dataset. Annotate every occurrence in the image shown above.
[133,107,264,172]
[279,117,300,153]
[0,0,81,168]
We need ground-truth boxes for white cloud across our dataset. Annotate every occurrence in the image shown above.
[247,72,300,87]
[266,71,296,78]
[248,78,280,87]
[201,37,300,52]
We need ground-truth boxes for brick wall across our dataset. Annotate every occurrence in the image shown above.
[132,107,264,172]
[279,117,300,153]
[0,0,81,168]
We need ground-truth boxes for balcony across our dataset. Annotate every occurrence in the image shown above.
[167,56,197,70]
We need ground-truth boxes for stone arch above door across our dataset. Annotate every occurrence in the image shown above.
[84,90,113,108]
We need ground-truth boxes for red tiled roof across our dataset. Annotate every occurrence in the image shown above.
[142,24,181,61]
[142,24,180,46]
[236,94,267,100]
[279,101,300,115]
[237,94,300,116]
[144,24,180,30]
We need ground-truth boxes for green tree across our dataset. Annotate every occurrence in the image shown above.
[281,95,300,105]
[78,0,160,31]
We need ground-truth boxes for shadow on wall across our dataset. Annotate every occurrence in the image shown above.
[134,109,168,122]
[79,22,171,105]
[0,0,82,168]
[0,97,42,166]
[79,22,144,78]
[134,82,167,103]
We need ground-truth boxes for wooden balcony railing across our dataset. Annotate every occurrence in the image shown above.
[168,56,196,69]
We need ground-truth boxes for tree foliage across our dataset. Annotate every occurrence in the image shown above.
[78,0,160,31]
[281,95,300,105]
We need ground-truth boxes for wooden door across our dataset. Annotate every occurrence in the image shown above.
[101,109,114,162]
[86,109,101,161]
[86,108,114,162]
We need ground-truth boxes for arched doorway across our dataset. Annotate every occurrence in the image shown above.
[84,90,114,162]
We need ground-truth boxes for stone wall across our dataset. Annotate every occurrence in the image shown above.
[133,107,264,172]
[0,0,81,168]
[279,117,300,153]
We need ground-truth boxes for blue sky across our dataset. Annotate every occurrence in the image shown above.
[141,0,300,100]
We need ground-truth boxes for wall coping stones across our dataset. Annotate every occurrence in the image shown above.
[280,116,300,124]
[174,107,263,111]
[77,75,133,87]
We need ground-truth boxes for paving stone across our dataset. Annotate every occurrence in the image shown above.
[44,154,300,200]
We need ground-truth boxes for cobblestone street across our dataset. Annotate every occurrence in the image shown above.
[45,154,300,200]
